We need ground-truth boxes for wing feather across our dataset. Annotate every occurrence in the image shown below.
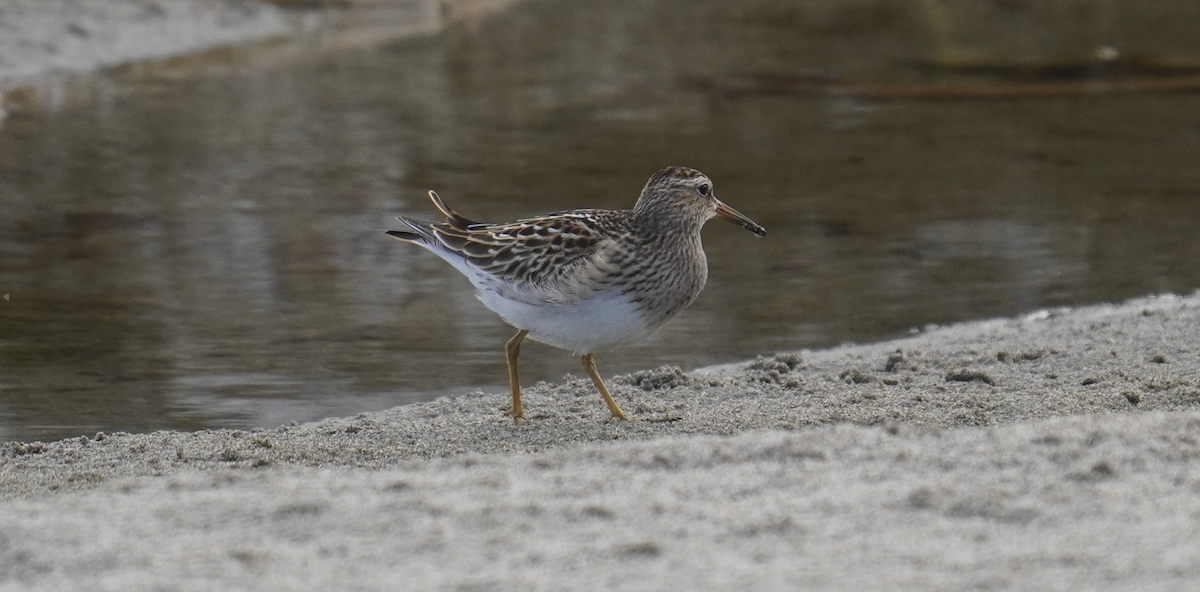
[389,191,628,305]
[433,213,609,288]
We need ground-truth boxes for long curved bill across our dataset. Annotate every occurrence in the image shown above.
[715,199,767,237]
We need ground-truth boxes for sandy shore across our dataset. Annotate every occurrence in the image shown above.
[0,0,519,96]
[2,291,1199,589]
[0,0,293,88]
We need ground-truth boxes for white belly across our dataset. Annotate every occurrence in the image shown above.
[476,287,655,354]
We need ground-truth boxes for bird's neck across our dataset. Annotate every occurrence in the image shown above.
[631,209,705,244]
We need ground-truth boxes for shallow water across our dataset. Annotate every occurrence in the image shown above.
[2,0,1200,442]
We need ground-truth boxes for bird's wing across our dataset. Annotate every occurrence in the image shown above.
[431,211,620,304]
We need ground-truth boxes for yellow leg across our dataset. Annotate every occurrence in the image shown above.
[581,353,628,420]
[505,330,529,420]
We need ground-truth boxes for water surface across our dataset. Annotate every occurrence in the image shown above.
[3,0,1200,441]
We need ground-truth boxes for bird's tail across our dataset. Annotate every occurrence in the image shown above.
[385,190,480,244]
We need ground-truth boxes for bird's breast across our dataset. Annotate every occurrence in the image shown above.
[614,236,708,328]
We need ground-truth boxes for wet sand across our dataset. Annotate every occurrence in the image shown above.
[2,292,1199,589]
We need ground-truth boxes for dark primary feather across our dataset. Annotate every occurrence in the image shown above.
[385,230,422,241]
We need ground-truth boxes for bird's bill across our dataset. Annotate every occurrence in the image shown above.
[715,200,767,237]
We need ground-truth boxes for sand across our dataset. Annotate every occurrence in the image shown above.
[2,291,1199,590]
[0,0,293,88]
[0,0,526,93]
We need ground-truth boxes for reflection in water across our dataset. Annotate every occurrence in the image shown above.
[2,0,1200,442]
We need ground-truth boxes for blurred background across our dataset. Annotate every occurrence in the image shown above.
[2,0,1199,442]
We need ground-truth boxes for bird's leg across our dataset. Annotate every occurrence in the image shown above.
[505,330,529,420]
[581,353,628,420]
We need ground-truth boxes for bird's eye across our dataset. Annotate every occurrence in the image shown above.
[697,183,710,196]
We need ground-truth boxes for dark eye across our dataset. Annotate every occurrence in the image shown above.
[697,183,710,196]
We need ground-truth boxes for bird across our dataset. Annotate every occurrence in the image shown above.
[385,166,766,421]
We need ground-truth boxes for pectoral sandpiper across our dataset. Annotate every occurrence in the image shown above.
[386,166,765,421]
